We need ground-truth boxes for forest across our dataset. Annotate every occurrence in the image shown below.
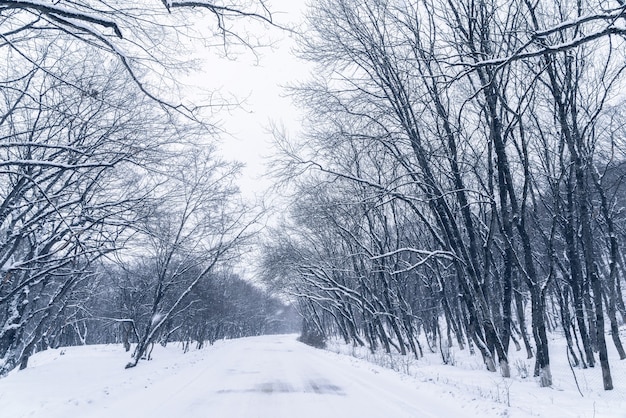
[0,0,297,376]
[1,0,626,394]
[262,0,626,391]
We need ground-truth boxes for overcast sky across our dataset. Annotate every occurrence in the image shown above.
[196,0,310,200]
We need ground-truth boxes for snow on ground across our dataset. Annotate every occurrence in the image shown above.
[0,333,623,417]
[327,332,626,418]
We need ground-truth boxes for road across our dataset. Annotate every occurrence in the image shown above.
[3,333,621,417]
[91,334,474,418]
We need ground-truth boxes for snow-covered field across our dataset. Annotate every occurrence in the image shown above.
[0,334,623,417]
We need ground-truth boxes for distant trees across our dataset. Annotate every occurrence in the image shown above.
[265,0,626,390]
[58,263,298,355]
[122,148,260,368]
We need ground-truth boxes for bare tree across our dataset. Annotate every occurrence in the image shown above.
[123,147,260,368]
[0,48,173,374]
[266,0,626,391]
[0,0,277,113]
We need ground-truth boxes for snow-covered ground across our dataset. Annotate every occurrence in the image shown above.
[0,334,623,417]
[326,333,626,418]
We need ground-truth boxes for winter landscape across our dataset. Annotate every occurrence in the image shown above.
[0,334,625,417]
[2,0,626,417]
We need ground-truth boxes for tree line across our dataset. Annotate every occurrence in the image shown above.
[263,0,626,390]
[0,0,296,376]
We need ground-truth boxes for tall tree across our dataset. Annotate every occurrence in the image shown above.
[267,0,626,390]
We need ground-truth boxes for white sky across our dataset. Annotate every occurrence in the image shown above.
[170,0,312,279]
[194,0,311,200]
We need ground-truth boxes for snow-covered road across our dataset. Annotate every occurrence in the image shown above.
[94,335,474,418]
[1,335,484,417]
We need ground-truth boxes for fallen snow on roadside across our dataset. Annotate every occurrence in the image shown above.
[326,332,626,418]
[0,334,623,417]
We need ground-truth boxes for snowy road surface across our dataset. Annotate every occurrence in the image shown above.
[1,335,485,418]
[95,335,475,418]
[3,334,623,418]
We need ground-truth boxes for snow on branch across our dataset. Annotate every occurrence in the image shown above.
[471,26,626,69]
[370,248,455,261]
[532,7,626,38]
[0,0,282,120]
[0,160,114,170]
[0,0,123,38]
[168,0,274,24]
[465,4,626,70]
[371,248,456,275]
